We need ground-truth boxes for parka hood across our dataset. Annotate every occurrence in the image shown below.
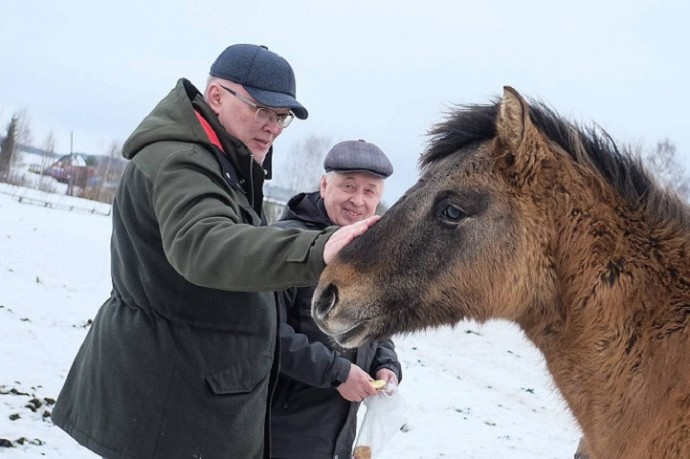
[122,78,274,178]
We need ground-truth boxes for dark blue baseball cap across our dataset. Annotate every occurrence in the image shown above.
[210,44,308,120]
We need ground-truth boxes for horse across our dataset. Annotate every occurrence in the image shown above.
[311,87,690,458]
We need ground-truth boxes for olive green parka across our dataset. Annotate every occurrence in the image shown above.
[52,79,335,459]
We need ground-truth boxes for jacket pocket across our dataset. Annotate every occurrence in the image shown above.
[205,353,272,395]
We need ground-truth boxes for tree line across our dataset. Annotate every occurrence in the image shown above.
[1,110,688,221]
[0,111,126,205]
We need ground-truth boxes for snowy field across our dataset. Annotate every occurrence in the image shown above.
[0,184,582,458]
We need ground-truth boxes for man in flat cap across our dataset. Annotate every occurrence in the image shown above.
[52,45,378,459]
[270,140,402,459]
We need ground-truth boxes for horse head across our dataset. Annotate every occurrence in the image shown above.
[313,86,566,347]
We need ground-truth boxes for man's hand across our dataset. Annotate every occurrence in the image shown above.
[336,364,379,402]
[323,216,380,265]
[375,368,398,389]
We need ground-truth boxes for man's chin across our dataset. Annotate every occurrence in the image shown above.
[250,149,270,165]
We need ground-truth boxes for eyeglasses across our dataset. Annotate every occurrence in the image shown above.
[219,84,294,129]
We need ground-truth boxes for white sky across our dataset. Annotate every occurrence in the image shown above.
[2,0,688,202]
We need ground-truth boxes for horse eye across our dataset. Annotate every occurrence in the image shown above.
[439,205,466,222]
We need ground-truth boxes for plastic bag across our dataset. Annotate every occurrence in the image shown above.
[352,382,408,459]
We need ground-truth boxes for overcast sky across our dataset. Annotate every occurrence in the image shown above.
[2,0,688,202]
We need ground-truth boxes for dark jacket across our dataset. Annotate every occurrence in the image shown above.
[270,191,402,459]
[51,79,336,459]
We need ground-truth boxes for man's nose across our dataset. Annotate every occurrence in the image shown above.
[349,192,364,206]
[263,120,282,135]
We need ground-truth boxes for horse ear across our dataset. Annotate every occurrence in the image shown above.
[495,86,548,188]
[497,86,533,150]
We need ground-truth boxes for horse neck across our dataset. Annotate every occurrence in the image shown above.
[519,181,690,456]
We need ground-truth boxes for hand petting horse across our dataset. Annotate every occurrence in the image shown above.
[312,86,690,459]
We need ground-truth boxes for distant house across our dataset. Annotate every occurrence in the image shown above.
[40,152,124,181]
[42,153,93,184]
[15,137,295,211]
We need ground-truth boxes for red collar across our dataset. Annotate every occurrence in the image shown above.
[194,111,224,153]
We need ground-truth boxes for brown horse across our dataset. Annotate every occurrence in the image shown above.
[312,87,690,458]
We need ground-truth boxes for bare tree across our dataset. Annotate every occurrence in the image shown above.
[277,134,331,194]
[15,108,32,148]
[0,114,19,181]
[262,134,331,223]
[0,110,33,183]
[637,138,690,201]
[82,141,125,203]
[38,131,57,192]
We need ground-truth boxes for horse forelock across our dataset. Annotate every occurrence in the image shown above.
[422,97,690,230]
[422,102,499,171]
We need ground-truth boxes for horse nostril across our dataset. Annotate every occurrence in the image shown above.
[313,283,338,321]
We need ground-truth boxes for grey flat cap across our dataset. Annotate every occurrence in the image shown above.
[323,140,393,178]
[210,44,308,119]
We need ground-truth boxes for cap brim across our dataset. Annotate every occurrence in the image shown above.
[327,168,390,179]
[245,86,308,120]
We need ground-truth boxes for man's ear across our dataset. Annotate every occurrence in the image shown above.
[319,174,328,198]
[206,84,223,114]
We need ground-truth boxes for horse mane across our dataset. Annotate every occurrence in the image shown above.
[422,99,690,230]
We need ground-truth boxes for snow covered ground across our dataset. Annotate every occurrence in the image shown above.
[0,184,582,458]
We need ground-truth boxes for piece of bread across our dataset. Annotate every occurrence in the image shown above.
[370,379,386,390]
